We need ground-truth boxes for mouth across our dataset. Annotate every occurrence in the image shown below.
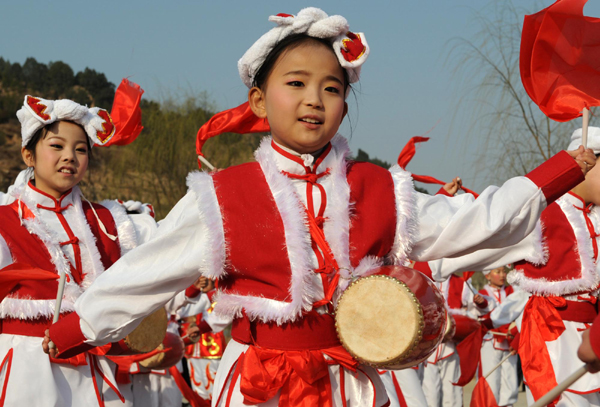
[299,117,323,125]
[58,167,76,175]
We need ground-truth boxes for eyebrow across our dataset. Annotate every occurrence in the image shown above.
[284,70,344,86]
[46,135,87,145]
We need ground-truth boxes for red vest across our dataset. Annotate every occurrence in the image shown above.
[212,161,397,303]
[0,200,121,301]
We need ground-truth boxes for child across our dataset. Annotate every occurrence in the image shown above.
[44,8,594,407]
[0,96,158,406]
[479,267,519,407]
[428,127,600,406]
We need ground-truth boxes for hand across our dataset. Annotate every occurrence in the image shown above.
[42,329,58,358]
[186,325,201,343]
[194,276,209,291]
[566,146,597,175]
[578,329,600,373]
[473,294,485,305]
[443,177,462,196]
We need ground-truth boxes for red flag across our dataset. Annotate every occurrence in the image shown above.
[470,376,499,407]
[169,366,211,407]
[195,102,270,167]
[0,263,59,302]
[453,325,486,386]
[521,0,600,121]
[102,79,144,146]
[462,271,476,281]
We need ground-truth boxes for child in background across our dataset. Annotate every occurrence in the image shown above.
[44,8,594,406]
[479,267,519,407]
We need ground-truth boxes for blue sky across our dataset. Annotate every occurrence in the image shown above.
[2,1,599,192]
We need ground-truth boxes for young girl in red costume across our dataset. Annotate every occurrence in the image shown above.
[0,93,162,407]
[44,7,595,407]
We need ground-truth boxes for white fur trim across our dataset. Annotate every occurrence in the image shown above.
[508,197,600,296]
[387,165,418,266]
[16,95,114,147]
[99,199,138,255]
[186,171,228,280]
[238,7,368,88]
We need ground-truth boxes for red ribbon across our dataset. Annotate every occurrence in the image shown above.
[238,345,358,407]
[0,263,59,303]
[519,296,566,406]
[469,375,499,407]
[453,324,487,386]
[397,136,479,197]
[101,78,145,146]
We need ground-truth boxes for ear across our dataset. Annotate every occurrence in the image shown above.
[341,102,348,123]
[21,146,35,168]
[248,87,267,119]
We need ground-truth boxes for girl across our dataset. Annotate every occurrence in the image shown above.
[45,8,594,407]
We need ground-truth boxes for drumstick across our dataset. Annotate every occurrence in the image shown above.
[530,365,588,407]
[483,352,514,379]
[582,107,590,149]
[465,281,478,296]
[48,271,68,350]
[197,155,216,171]
[488,331,510,337]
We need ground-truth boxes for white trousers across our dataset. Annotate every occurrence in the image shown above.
[422,353,462,407]
[131,372,182,407]
[188,357,221,400]
[480,340,518,406]
[381,368,428,407]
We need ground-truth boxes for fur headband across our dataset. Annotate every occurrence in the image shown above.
[17,95,115,147]
[238,7,369,88]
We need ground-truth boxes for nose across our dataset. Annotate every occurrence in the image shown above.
[62,148,76,163]
[304,86,323,109]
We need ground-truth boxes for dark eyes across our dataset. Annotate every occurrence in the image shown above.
[50,144,62,149]
[287,81,341,94]
[50,144,87,154]
[76,148,88,154]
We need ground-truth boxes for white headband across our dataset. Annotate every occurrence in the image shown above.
[238,7,370,89]
[17,95,115,148]
[567,127,600,154]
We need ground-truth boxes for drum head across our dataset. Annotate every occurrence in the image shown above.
[124,308,168,353]
[139,344,166,368]
[335,275,423,366]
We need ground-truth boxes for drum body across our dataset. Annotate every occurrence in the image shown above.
[335,266,446,370]
[123,308,168,354]
[443,313,457,343]
[139,332,185,369]
[451,314,481,342]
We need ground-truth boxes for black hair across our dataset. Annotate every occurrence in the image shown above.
[252,33,351,92]
[24,121,93,161]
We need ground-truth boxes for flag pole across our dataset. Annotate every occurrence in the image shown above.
[582,107,590,149]
[198,155,216,171]
[484,352,514,379]
[530,366,588,407]
[48,272,67,350]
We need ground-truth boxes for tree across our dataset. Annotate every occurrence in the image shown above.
[447,0,595,184]
[75,68,115,107]
[47,61,75,97]
[22,57,49,93]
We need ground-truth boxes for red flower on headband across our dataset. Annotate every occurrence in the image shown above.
[341,32,366,63]
[26,96,51,121]
[276,13,293,18]
[96,109,116,144]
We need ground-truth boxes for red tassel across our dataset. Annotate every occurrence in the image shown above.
[470,376,499,407]
[195,102,269,167]
[100,79,144,147]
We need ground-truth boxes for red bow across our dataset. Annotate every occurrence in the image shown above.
[519,296,566,406]
[238,345,358,407]
[341,32,366,63]
[0,263,59,303]
[101,79,145,146]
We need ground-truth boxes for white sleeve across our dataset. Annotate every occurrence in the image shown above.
[490,289,531,328]
[165,290,202,315]
[0,234,12,269]
[129,212,158,245]
[176,294,211,318]
[462,281,494,317]
[204,310,232,333]
[76,191,208,346]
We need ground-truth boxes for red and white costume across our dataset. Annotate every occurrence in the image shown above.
[421,274,493,407]
[48,131,582,407]
[379,367,427,407]
[185,291,231,402]
[0,181,155,407]
[479,284,519,406]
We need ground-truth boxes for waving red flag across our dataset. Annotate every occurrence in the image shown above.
[470,376,499,407]
[521,0,600,121]
[101,79,145,146]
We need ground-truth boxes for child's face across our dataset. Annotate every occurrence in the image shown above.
[249,42,348,154]
[485,267,507,288]
[22,121,89,199]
